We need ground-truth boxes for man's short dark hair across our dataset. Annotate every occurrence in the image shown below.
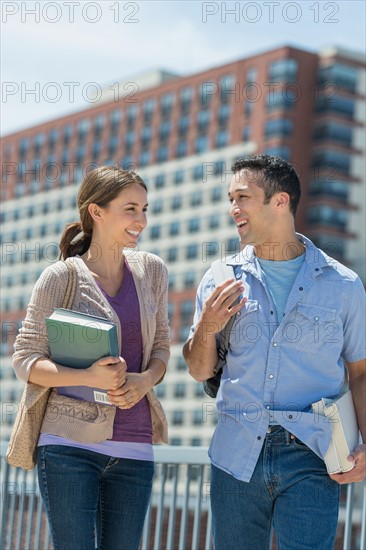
[231,155,301,216]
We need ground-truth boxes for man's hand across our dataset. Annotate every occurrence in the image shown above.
[329,443,366,484]
[200,278,246,334]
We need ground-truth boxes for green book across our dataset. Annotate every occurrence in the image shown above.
[45,308,119,404]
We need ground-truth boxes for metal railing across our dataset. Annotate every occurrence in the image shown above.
[1,446,365,550]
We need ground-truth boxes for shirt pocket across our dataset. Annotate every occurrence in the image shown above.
[294,303,340,353]
[229,299,259,350]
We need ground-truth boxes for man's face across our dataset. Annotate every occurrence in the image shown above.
[228,170,276,248]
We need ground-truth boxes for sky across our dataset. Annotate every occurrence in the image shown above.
[1,0,365,136]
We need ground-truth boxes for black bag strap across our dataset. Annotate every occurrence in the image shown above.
[210,259,238,375]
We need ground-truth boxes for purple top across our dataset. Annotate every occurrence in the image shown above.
[38,261,153,460]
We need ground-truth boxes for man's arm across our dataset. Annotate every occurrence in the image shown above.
[330,358,366,484]
[183,279,245,382]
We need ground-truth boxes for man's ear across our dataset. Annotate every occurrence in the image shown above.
[275,192,290,210]
[88,203,103,221]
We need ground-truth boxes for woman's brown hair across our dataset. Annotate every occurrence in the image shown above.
[59,166,147,260]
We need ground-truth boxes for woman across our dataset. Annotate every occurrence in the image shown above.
[13,166,170,550]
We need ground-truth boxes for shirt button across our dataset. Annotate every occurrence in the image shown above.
[273,342,278,347]
[236,273,241,279]
[266,405,270,410]
[257,436,262,440]
[236,311,241,317]
[289,415,293,419]
[269,374,274,379]
[314,316,319,321]
[299,287,303,291]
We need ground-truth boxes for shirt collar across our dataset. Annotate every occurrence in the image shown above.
[226,233,333,275]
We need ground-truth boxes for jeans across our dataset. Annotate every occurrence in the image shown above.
[37,445,154,550]
[211,426,340,550]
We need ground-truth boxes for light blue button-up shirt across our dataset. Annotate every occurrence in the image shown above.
[189,234,366,482]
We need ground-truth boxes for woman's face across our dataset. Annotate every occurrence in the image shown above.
[93,183,148,248]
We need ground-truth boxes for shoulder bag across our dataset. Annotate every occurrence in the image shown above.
[6,260,77,470]
[203,259,238,398]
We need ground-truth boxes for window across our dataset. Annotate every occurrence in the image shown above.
[307,205,348,230]
[226,237,240,254]
[63,124,73,144]
[124,132,135,148]
[311,151,350,175]
[183,271,196,289]
[193,410,203,425]
[108,135,119,155]
[152,198,163,214]
[269,58,298,82]
[176,357,187,371]
[316,96,354,118]
[155,174,166,189]
[191,438,202,446]
[188,218,200,233]
[174,383,186,398]
[19,138,29,156]
[77,119,90,141]
[220,74,235,103]
[174,169,185,185]
[160,92,175,117]
[167,247,178,262]
[141,126,152,145]
[216,130,229,148]
[211,187,222,202]
[170,437,182,445]
[313,123,352,147]
[172,410,184,426]
[171,196,182,210]
[159,121,171,140]
[208,213,221,229]
[190,191,202,207]
[150,225,161,239]
[168,273,176,289]
[186,244,199,259]
[242,127,251,142]
[192,164,204,181]
[197,110,211,132]
[143,99,155,123]
[34,133,44,155]
[246,67,257,84]
[200,82,214,107]
[264,146,291,160]
[195,384,205,397]
[155,384,166,398]
[266,89,297,112]
[178,116,190,136]
[309,180,349,200]
[179,86,193,113]
[169,221,180,236]
[176,141,187,158]
[265,118,293,138]
[139,151,150,167]
[217,104,231,125]
[156,146,168,163]
[319,63,358,93]
[195,136,209,154]
[127,105,138,124]
[92,141,102,160]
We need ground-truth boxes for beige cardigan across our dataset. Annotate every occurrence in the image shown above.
[13,251,170,444]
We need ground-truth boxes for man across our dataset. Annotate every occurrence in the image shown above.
[183,155,365,550]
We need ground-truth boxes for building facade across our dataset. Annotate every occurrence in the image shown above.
[1,45,365,445]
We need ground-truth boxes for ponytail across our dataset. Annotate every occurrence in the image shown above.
[59,222,92,260]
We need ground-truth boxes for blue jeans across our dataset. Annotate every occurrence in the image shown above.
[37,445,154,550]
[211,426,340,550]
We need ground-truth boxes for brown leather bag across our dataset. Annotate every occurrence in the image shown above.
[6,261,77,470]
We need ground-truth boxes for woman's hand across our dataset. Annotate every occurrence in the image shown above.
[107,371,153,409]
[86,356,127,390]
